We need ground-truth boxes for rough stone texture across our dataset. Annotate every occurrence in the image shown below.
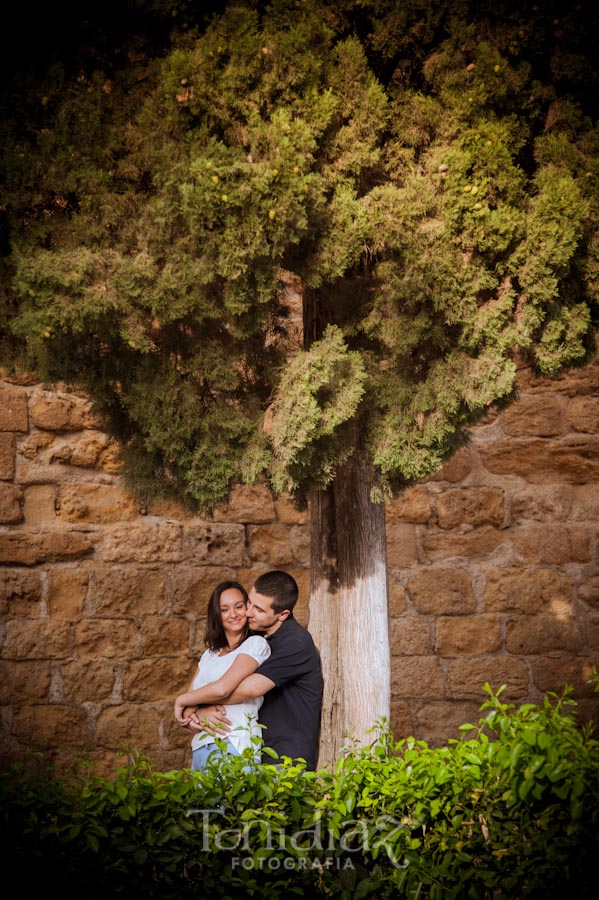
[447,657,530,699]
[22,484,57,525]
[86,567,166,617]
[0,433,16,480]
[1,363,598,772]
[59,483,138,523]
[12,705,89,750]
[47,569,90,619]
[390,656,445,698]
[0,484,23,524]
[103,523,183,563]
[435,487,505,529]
[386,486,431,523]
[435,616,502,656]
[0,530,94,565]
[0,385,28,432]
[484,567,574,615]
[73,619,139,659]
[184,523,245,566]
[407,568,475,616]
[0,569,43,615]
[60,660,120,703]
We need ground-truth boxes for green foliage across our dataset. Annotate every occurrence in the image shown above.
[2,687,598,898]
[1,0,598,509]
[269,324,367,493]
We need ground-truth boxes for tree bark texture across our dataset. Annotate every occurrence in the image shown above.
[308,449,390,768]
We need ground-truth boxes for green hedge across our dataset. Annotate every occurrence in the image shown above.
[2,686,598,899]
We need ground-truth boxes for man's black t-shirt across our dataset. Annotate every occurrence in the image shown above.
[256,615,323,771]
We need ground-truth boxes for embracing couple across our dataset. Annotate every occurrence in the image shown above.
[174,571,323,772]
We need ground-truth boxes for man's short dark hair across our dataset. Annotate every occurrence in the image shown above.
[253,570,298,614]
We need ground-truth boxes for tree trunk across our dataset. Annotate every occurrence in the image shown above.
[308,446,390,768]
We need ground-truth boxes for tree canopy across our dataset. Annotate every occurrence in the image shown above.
[1,0,598,510]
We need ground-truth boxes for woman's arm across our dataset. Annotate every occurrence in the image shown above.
[174,653,260,724]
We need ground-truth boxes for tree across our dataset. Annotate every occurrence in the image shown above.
[1,0,598,764]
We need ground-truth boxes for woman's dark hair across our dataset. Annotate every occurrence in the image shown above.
[204,581,249,651]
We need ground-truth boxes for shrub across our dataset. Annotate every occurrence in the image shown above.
[1,686,598,899]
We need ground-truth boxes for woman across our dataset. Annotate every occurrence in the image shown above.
[175,580,270,771]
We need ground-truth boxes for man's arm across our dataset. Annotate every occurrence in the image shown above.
[208,673,276,704]
[174,654,261,723]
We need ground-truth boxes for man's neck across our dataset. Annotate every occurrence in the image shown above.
[264,613,293,637]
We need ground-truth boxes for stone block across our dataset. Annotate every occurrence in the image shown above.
[0,432,16,480]
[577,576,599,608]
[170,566,237,616]
[211,483,275,523]
[407,568,475,615]
[446,657,529,699]
[566,396,599,433]
[184,523,245,566]
[413,700,483,746]
[29,390,99,431]
[103,523,183,563]
[94,703,161,750]
[430,447,477,483]
[247,524,293,565]
[0,530,94,565]
[289,525,310,565]
[390,656,445,699]
[516,358,599,397]
[387,569,407,615]
[60,660,119,702]
[532,657,597,697]
[139,616,189,657]
[386,486,431,523]
[74,619,138,659]
[389,618,431,655]
[47,569,89,619]
[275,494,309,524]
[87,566,166,616]
[22,484,57,524]
[59,483,138,523]
[510,485,573,522]
[436,616,502,656]
[505,615,581,655]
[586,616,599,652]
[501,395,563,436]
[0,385,28,432]
[484,567,573,615]
[0,660,52,705]
[386,524,418,567]
[2,620,72,659]
[389,700,413,740]
[421,526,510,564]
[0,484,23,524]
[0,570,42,615]
[12,705,89,750]
[163,704,197,751]
[512,524,591,565]
[479,437,599,484]
[435,487,505,529]
[125,657,194,702]
[570,485,599,521]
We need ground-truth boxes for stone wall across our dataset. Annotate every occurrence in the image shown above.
[1,360,598,774]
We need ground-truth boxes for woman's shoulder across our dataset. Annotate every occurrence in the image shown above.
[238,633,270,655]
[240,633,269,648]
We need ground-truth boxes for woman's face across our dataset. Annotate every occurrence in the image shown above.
[219,587,248,638]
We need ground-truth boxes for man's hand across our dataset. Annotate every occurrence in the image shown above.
[184,705,232,736]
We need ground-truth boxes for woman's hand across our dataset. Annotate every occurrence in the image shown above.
[187,705,232,736]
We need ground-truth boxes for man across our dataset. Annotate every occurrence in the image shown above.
[187,570,323,771]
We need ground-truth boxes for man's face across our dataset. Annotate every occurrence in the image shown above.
[247,587,287,636]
